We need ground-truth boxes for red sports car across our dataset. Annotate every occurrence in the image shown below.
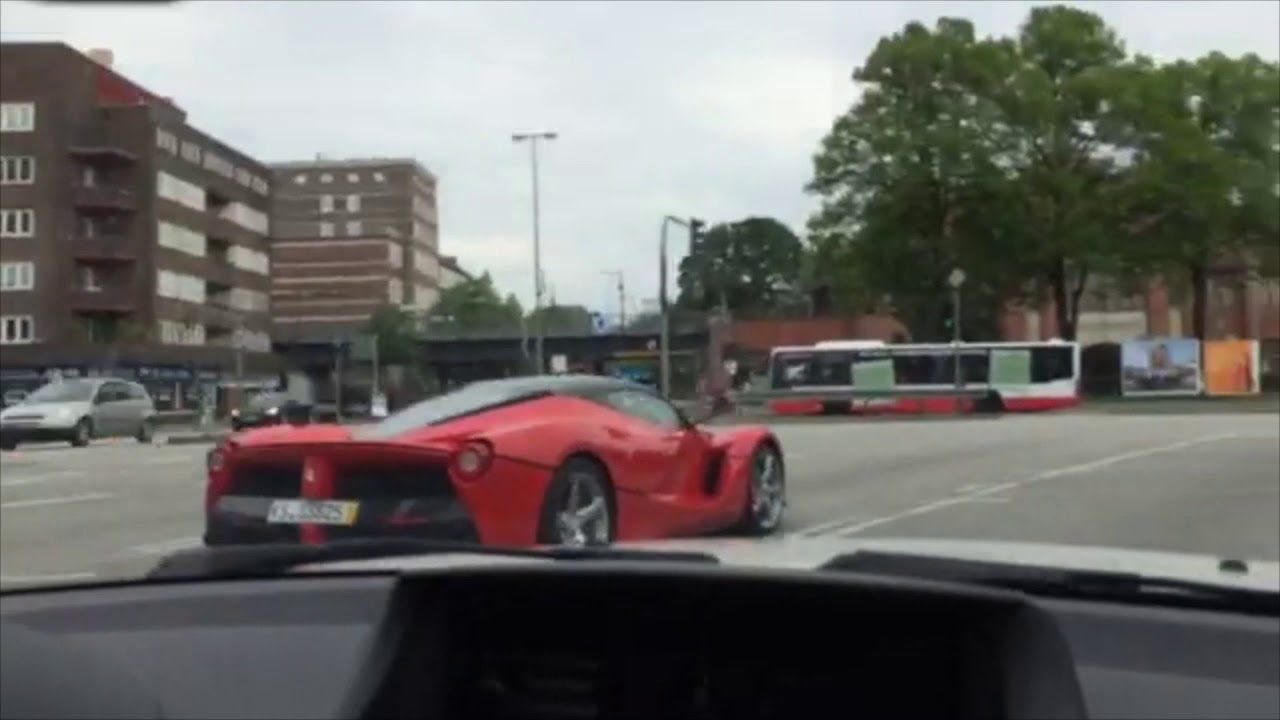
[204,375,787,548]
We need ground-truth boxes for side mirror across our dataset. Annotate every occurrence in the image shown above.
[682,401,730,427]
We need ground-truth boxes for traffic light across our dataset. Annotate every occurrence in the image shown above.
[688,218,705,252]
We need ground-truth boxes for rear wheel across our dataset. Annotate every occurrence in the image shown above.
[537,456,615,547]
[136,418,155,444]
[69,418,92,448]
[739,443,785,536]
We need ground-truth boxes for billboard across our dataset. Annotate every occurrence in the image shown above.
[1202,340,1260,396]
[1121,338,1201,396]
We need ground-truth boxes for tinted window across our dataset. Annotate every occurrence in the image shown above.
[353,383,551,439]
[248,392,290,409]
[1030,346,1074,382]
[25,380,96,403]
[127,384,149,400]
[604,390,682,431]
[771,352,815,389]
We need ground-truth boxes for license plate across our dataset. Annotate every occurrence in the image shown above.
[266,500,359,526]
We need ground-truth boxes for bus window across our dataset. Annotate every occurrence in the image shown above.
[1030,346,1074,382]
[811,352,852,386]
[771,353,813,389]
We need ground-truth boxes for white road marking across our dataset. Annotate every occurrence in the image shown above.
[0,470,87,488]
[806,434,1239,538]
[0,572,98,585]
[122,536,202,557]
[794,516,869,536]
[1,492,114,510]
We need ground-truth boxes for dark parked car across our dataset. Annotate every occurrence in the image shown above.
[230,392,313,431]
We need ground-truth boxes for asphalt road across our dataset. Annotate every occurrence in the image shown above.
[1,413,1277,589]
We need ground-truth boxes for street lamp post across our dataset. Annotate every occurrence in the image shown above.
[512,131,557,374]
[948,267,966,411]
[658,215,691,398]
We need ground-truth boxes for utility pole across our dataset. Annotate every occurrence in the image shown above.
[948,267,966,414]
[512,131,558,374]
[659,215,692,398]
[603,270,626,329]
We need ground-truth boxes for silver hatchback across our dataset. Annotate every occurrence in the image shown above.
[0,378,157,450]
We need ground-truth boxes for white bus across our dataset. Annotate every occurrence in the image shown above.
[766,340,1081,415]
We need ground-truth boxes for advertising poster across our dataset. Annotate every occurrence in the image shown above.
[990,348,1032,386]
[1202,340,1260,396]
[1121,338,1201,396]
[851,357,895,391]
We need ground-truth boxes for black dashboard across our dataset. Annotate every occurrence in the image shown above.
[1,563,1277,719]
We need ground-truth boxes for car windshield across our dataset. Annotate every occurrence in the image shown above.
[247,392,289,410]
[1,2,1278,598]
[22,380,96,404]
[353,383,550,440]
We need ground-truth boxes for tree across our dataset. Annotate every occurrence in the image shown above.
[808,18,1023,340]
[365,306,419,366]
[529,304,594,335]
[982,5,1137,340]
[1109,52,1280,338]
[426,272,524,334]
[675,217,805,315]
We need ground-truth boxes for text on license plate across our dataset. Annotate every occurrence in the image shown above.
[267,500,359,526]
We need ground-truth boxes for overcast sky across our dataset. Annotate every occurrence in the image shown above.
[2,0,1277,318]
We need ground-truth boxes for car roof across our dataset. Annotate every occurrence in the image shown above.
[464,374,653,398]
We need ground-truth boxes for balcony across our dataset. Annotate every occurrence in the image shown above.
[67,287,134,313]
[68,140,137,165]
[70,234,137,263]
[71,184,136,212]
[205,259,236,288]
[202,301,244,331]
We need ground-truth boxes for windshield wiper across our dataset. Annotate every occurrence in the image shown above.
[147,539,719,581]
[821,551,1280,616]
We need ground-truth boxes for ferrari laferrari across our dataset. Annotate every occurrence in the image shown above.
[204,375,786,548]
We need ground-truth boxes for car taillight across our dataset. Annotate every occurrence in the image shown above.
[451,440,493,481]
[207,448,226,473]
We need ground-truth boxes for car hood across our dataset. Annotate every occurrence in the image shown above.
[0,401,90,419]
[299,535,1280,592]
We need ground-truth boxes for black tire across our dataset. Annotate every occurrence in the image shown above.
[136,418,155,444]
[536,455,617,547]
[737,443,786,536]
[0,438,16,452]
[69,418,92,448]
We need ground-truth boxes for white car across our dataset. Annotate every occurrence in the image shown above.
[0,378,157,450]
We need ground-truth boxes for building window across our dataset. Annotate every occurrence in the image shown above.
[80,265,101,292]
[157,220,207,257]
[156,128,178,154]
[320,173,333,183]
[0,262,35,291]
[0,315,34,344]
[0,209,35,238]
[294,173,308,184]
[0,156,35,185]
[81,166,97,187]
[319,194,334,213]
[347,172,359,182]
[373,172,386,182]
[318,222,335,238]
[346,194,361,212]
[156,171,207,212]
[180,141,202,163]
[346,220,363,236]
[0,103,35,133]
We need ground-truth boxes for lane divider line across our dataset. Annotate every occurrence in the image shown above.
[806,434,1241,539]
[121,536,203,557]
[1,492,114,510]
[0,572,99,585]
[0,470,89,488]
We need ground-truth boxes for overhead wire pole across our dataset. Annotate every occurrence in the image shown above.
[512,131,557,374]
[659,216,690,398]
[603,270,625,329]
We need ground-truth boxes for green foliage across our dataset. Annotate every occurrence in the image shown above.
[675,217,805,315]
[529,304,594,335]
[808,5,1279,340]
[364,306,419,366]
[426,272,524,334]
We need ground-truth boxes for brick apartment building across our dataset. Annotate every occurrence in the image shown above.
[0,43,278,406]
[269,158,468,342]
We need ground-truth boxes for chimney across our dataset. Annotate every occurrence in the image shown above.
[86,48,114,68]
